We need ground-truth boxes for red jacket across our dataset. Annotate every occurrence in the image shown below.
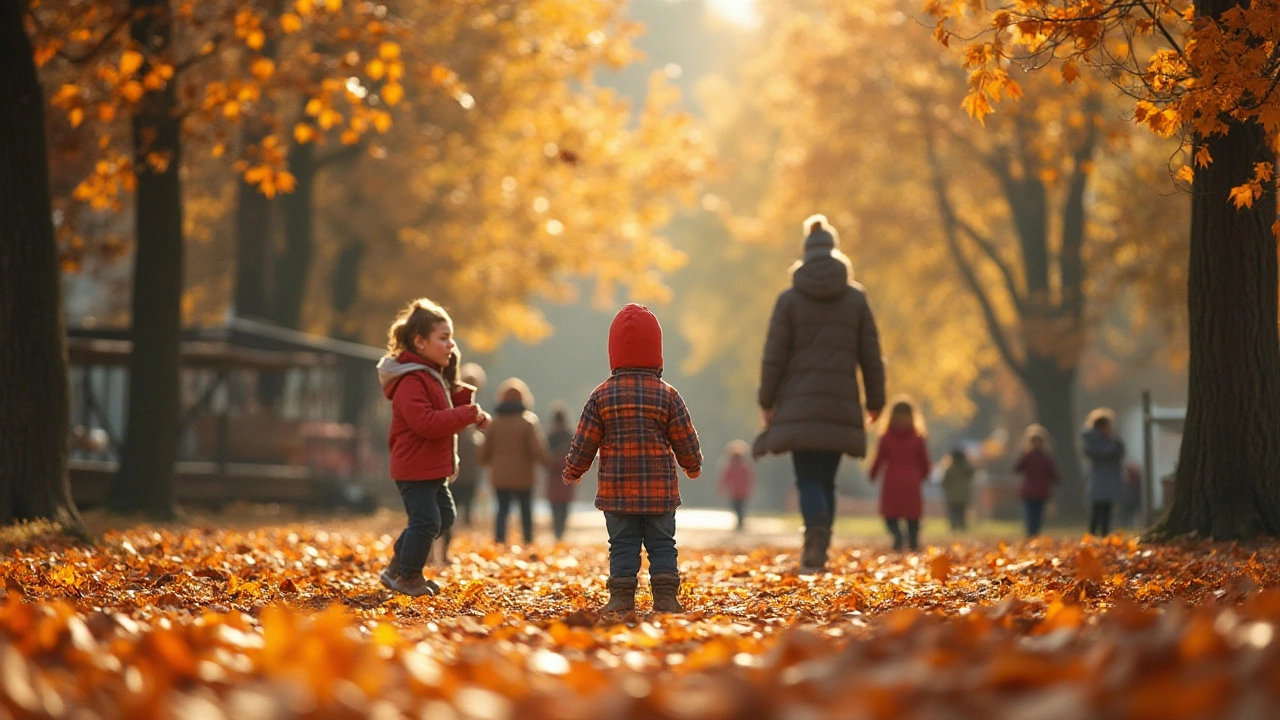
[378,351,479,482]
[868,426,931,519]
[1015,448,1060,502]
[718,458,755,501]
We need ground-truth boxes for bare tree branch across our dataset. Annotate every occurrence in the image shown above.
[926,134,1029,381]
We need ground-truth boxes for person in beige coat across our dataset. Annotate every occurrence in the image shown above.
[480,378,551,544]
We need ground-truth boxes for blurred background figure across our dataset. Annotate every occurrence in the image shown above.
[942,447,975,532]
[481,377,550,545]
[718,440,755,532]
[545,401,575,542]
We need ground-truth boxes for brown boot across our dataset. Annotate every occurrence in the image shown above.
[379,555,400,590]
[602,576,638,613]
[800,527,824,572]
[391,574,439,597]
[650,573,684,613]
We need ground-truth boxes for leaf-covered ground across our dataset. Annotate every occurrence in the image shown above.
[2,511,1279,719]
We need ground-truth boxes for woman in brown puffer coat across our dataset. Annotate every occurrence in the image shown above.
[755,214,887,572]
[480,377,551,545]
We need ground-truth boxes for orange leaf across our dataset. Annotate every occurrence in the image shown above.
[119,50,144,77]
[930,553,951,582]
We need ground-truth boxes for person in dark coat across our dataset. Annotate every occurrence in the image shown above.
[754,214,886,572]
[1082,408,1125,537]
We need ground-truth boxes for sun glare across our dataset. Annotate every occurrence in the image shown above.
[705,0,759,28]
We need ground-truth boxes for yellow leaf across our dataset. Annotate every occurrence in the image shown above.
[281,13,303,33]
[962,92,992,124]
[251,58,275,80]
[294,123,315,144]
[305,98,324,117]
[372,111,392,133]
[366,58,386,80]
[97,103,116,122]
[212,143,226,158]
[341,129,360,145]
[1195,146,1212,168]
[68,107,84,128]
[1229,184,1258,209]
[1175,165,1194,184]
[379,41,401,61]
[224,100,241,119]
[121,81,145,103]
[246,30,265,50]
[318,108,341,130]
[120,50,144,77]
[325,0,341,10]
[52,84,80,106]
[382,82,404,107]
[276,171,296,194]
[296,0,313,15]
[1255,162,1274,183]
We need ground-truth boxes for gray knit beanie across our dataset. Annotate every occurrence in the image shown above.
[802,214,839,262]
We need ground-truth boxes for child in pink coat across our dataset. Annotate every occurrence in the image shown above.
[718,440,756,531]
[868,399,932,551]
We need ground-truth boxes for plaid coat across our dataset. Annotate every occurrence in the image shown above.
[563,368,702,514]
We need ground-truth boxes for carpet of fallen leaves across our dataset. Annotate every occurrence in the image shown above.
[3,516,1280,720]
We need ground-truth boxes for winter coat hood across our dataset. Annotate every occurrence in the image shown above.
[791,254,853,301]
[608,303,663,371]
[376,351,442,399]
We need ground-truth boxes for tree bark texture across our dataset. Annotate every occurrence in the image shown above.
[110,0,182,518]
[0,0,80,526]
[1161,113,1280,539]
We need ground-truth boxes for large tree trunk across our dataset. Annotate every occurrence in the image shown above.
[0,0,80,526]
[330,240,367,424]
[272,139,316,330]
[1159,116,1280,539]
[1024,359,1084,523]
[110,0,182,518]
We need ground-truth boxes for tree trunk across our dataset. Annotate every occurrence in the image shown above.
[330,240,367,424]
[110,0,182,518]
[272,139,316,330]
[1158,118,1280,539]
[1024,358,1084,523]
[233,123,274,320]
[0,0,80,526]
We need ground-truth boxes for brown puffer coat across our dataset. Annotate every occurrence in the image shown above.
[479,402,552,490]
[754,254,886,459]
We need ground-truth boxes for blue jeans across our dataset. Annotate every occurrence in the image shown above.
[793,451,842,528]
[605,511,677,577]
[1024,500,1046,538]
[394,480,455,576]
[495,489,533,544]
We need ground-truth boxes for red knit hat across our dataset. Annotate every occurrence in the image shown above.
[608,303,663,371]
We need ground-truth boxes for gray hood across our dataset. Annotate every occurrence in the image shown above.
[791,254,852,301]
[376,355,446,398]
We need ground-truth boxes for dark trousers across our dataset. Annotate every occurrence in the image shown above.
[1024,500,1047,538]
[495,489,533,544]
[452,480,477,526]
[731,498,747,530]
[550,501,571,541]
[394,480,455,577]
[793,451,842,528]
[605,511,677,577]
[1089,502,1113,536]
[885,518,920,551]
[946,503,968,532]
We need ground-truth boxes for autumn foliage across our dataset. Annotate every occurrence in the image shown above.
[3,518,1280,718]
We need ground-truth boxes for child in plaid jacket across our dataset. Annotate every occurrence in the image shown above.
[562,304,702,613]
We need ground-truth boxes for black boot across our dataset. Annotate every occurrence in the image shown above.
[650,573,685,613]
[379,554,400,590]
[602,576,638,613]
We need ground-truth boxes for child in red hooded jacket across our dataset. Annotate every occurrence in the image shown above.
[562,304,702,614]
[868,398,932,552]
[376,298,491,597]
